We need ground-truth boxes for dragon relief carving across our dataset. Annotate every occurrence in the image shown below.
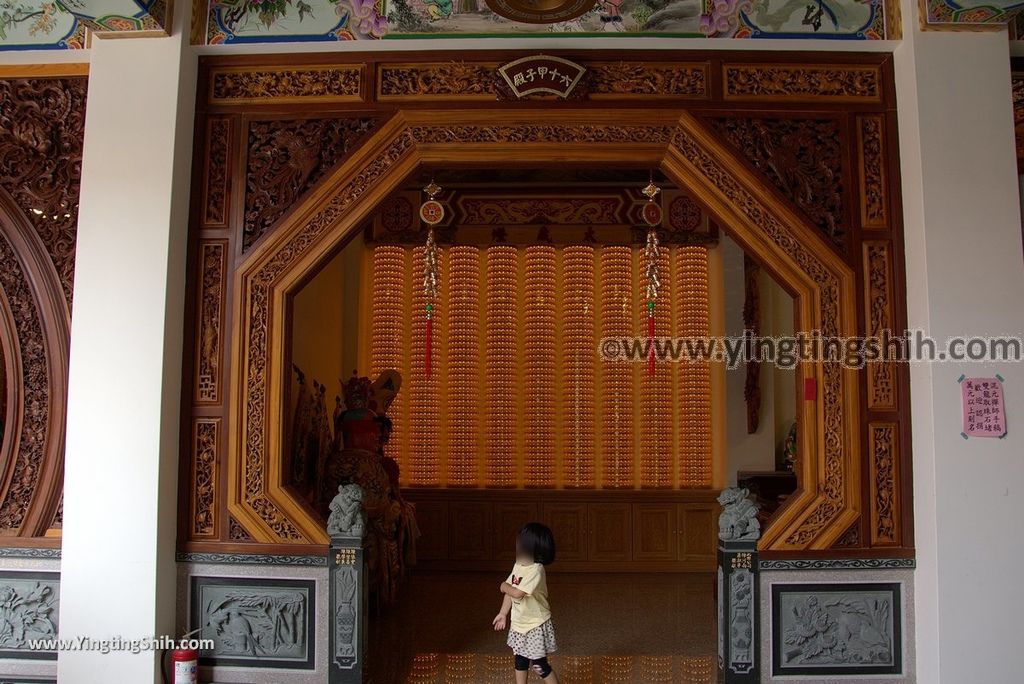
[210,66,362,104]
[708,116,846,245]
[0,76,87,310]
[243,117,377,251]
[725,65,881,101]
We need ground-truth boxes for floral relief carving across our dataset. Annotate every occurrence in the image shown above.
[864,241,896,410]
[724,65,882,101]
[870,423,898,546]
[0,76,87,310]
[192,419,218,537]
[196,241,225,404]
[708,116,846,245]
[237,121,851,547]
[0,234,50,531]
[210,66,362,104]
[242,131,415,540]
[668,126,847,547]
[243,117,377,251]
[858,115,888,229]
[203,118,231,227]
[228,516,254,541]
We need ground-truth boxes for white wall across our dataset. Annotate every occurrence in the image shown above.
[57,11,196,684]
[895,3,1024,682]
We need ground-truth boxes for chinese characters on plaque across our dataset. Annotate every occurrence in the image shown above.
[960,377,1007,438]
[497,55,587,99]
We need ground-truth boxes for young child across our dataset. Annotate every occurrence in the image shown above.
[492,522,559,683]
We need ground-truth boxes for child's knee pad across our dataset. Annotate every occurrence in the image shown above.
[514,654,530,671]
[531,657,553,678]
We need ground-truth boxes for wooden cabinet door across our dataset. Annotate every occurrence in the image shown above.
[677,503,717,565]
[492,502,540,560]
[414,500,449,561]
[540,503,588,562]
[589,503,632,562]
[449,501,491,561]
[632,503,677,562]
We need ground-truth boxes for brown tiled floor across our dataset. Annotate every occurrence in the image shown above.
[367,571,718,683]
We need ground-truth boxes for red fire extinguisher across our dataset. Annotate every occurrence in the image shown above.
[162,629,201,684]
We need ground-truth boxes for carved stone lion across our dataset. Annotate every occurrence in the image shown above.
[326,483,366,539]
[717,487,760,542]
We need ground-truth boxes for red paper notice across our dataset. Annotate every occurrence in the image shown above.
[961,377,1007,438]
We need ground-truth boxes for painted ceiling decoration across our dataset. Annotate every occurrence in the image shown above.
[198,0,895,42]
[0,0,169,50]
[923,0,1024,28]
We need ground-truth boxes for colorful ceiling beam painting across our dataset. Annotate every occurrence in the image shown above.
[200,0,891,43]
[0,0,169,50]
[923,0,1024,28]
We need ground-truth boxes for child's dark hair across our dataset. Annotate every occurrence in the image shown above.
[517,522,556,565]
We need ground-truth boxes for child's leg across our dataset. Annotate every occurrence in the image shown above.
[514,655,529,684]
[532,657,559,683]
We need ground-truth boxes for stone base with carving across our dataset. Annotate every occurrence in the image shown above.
[718,540,759,683]
[329,535,367,684]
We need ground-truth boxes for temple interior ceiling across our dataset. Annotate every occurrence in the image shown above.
[1,0,1022,50]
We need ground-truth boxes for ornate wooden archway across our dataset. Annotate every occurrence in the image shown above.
[181,51,912,559]
[224,109,857,551]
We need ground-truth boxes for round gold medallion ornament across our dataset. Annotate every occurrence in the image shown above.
[419,199,444,226]
[485,0,597,23]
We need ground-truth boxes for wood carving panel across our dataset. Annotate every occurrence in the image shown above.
[192,418,218,538]
[209,65,363,105]
[863,241,897,411]
[858,115,888,230]
[0,76,87,310]
[0,232,50,531]
[869,422,899,546]
[587,62,708,99]
[243,117,378,251]
[240,131,415,541]
[195,240,226,405]
[202,118,231,228]
[0,74,84,538]
[228,515,254,541]
[723,64,882,102]
[377,63,498,101]
[708,116,846,246]
[668,125,849,548]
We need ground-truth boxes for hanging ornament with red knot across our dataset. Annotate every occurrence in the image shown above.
[420,180,443,376]
[641,178,662,376]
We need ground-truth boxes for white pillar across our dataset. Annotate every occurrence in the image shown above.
[895,6,1024,683]
[57,12,196,684]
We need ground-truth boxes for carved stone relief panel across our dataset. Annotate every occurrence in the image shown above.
[189,576,315,669]
[771,582,902,676]
[0,571,60,659]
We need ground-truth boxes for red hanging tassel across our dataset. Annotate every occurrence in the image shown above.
[647,310,656,376]
[425,315,433,376]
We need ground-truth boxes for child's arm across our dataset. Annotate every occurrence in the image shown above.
[500,582,527,600]
[492,593,513,630]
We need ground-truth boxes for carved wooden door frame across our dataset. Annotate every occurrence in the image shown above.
[224,108,862,552]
